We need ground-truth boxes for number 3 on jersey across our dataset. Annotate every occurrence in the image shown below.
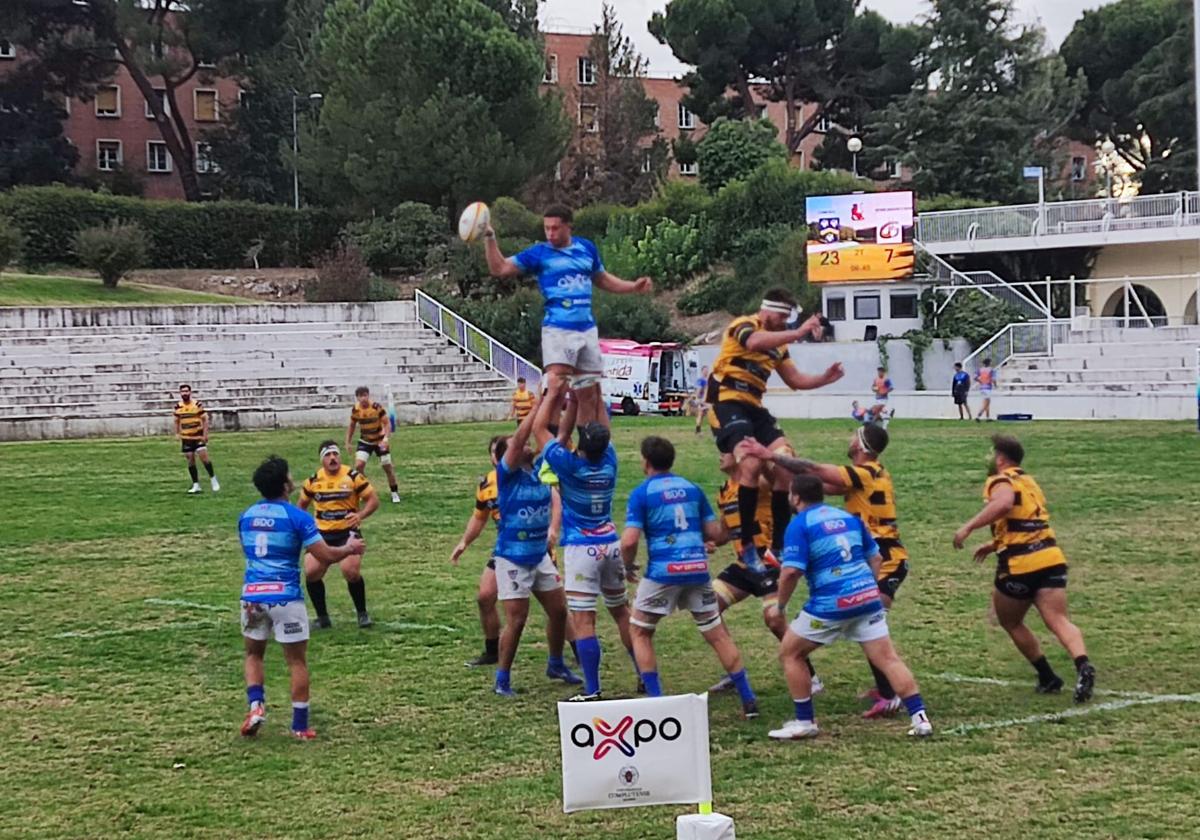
[673,504,688,530]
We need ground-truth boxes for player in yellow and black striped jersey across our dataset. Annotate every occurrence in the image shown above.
[173,384,219,495]
[450,436,507,667]
[299,440,380,629]
[346,386,400,504]
[707,289,844,572]
[954,434,1095,703]
[509,377,535,424]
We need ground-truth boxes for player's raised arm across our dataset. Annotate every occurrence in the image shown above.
[953,481,1016,549]
[504,387,543,470]
[482,225,523,279]
[533,373,568,450]
[743,313,825,353]
[557,389,581,444]
[777,358,845,392]
[743,440,849,492]
[593,270,652,296]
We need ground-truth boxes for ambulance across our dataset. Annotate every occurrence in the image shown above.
[599,339,701,416]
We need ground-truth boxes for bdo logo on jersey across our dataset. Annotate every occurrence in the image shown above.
[569,714,682,760]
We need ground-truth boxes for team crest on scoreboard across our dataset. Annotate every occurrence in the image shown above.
[818,217,841,243]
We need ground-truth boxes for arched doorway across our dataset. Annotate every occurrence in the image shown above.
[1186,291,1197,326]
[1100,284,1167,327]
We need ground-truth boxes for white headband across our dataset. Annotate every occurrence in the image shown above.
[760,300,794,315]
[855,426,876,456]
[320,444,340,458]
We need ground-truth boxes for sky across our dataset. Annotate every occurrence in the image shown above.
[540,0,1113,78]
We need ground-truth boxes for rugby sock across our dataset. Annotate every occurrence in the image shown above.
[902,693,926,721]
[1032,655,1059,684]
[728,669,756,705]
[641,671,663,697]
[577,636,602,695]
[347,578,367,614]
[307,579,329,618]
[389,482,399,493]
[202,461,215,477]
[1074,655,1090,672]
[291,702,309,732]
[736,484,761,549]
[870,663,897,700]
[770,491,791,552]
[247,684,265,710]
[485,637,499,658]
[793,697,814,723]
[495,669,511,691]
[188,464,199,483]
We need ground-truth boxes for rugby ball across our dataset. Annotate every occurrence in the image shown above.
[458,201,490,243]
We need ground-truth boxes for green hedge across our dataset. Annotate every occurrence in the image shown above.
[0,186,347,269]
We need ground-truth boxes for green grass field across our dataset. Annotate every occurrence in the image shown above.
[3,418,1198,839]
[0,273,240,306]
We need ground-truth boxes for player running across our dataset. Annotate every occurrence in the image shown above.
[975,359,996,422]
[621,436,760,719]
[493,389,581,696]
[174,384,219,494]
[483,204,652,426]
[769,474,932,740]
[238,455,364,740]
[709,288,843,571]
[299,441,379,629]
[691,366,711,434]
[346,386,401,503]
[747,424,910,719]
[953,435,1096,702]
[450,435,507,667]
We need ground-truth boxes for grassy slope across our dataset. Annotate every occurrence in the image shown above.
[0,273,244,306]
[1,418,1198,839]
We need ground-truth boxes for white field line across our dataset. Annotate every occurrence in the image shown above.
[54,620,222,639]
[378,621,458,633]
[143,598,231,613]
[935,671,1159,699]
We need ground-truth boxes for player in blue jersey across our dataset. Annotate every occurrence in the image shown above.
[768,474,932,740]
[493,387,581,696]
[620,436,760,719]
[483,204,652,426]
[238,455,364,740]
[536,375,636,701]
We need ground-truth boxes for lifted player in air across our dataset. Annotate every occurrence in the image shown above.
[483,204,652,425]
[770,474,932,740]
[174,384,219,494]
[621,436,760,719]
[346,386,400,504]
[450,435,507,667]
[238,455,364,740]
[747,424,910,719]
[954,434,1095,702]
[709,288,843,572]
[299,441,379,629]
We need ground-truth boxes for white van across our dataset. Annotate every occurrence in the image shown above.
[599,339,701,416]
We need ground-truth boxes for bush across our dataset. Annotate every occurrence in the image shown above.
[490,196,543,241]
[917,194,1000,212]
[450,287,545,364]
[573,204,619,241]
[594,291,687,344]
[924,287,1028,347]
[597,214,713,290]
[0,186,347,269]
[696,117,788,193]
[306,242,371,302]
[0,216,25,271]
[678,272,749,316]
[72,221,149,287]
[343,201,443,274]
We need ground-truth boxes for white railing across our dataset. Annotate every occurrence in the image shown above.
[961,320,1070,370]
[917,191,1200,244]
[415,289,542,386]
[916,239,1049,320]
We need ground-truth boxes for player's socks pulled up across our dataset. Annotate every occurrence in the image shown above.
[307,579,329,620]
[247,684,265,710]
[494,669,516,697]
[728,669,756,705]
[641,671,663,697]
[291,702,309,733]
[870,662,897,700]
[769,491,791,552]
[736,484,761,562]
[793,696,814,723]
[902,693,926,719]
[347,577,367,614]
[577,636,602,695]
[203,461,215,477]
[188,464,199,483]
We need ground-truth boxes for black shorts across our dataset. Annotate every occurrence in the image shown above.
[994,564,1067,600]
[716,563,780,600]
[181,439,207,454]
[953,391,968,406]
[710,401,784,454]
[320,528,362,548]
[877,560,908,600]
[356,440,389,457]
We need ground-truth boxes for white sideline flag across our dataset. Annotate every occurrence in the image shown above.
[558,693,713,813]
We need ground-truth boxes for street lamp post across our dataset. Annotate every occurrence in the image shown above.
[292,91,323,211]
[847,136,863,178]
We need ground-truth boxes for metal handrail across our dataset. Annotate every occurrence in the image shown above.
[414,289,542,386]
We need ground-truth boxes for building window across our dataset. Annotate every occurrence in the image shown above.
[95,85,121,117]
[194,89,218,122]
[887,159,903,179]
[582,163,594,181]
[554,161,562,182]
[757,104,768,119]
[0,40,15,59]
[238,89,249,109]
[145,88,169,119]
[854,294,881,320]
[96,140,122,171]
[543,54,558,84]
[796,150,805,169]
[679,160,698,177]
[579,103,598,133]
[890,293,918,319]
[195,142,219,174]
[678,103,695,130]
[146,140,172,173]
[1071,156,1087,182]
[652,103,660,128]
[816,114,830,133]
[640,151,652,174]
[825,296,846,321]
[578,57,595,86]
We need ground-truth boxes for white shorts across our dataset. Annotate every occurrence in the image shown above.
[634,579,719,617]
[563,542,625,595]
[979,385,994,396]
[495,554,562,600]
[542,326,602,372]
[240,600,310,643]
[791,609,889,645]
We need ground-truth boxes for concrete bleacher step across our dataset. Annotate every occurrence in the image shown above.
[1003,382,1188,394]
[1004,367,1194,384]
[1022,354,1193,371]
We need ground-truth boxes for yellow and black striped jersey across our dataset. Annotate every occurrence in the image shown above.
[174,400,206,440]
[841,461,909,576]
[511,388,535,420]
[473,469,500,525]
[985,467,1066,574]
[301,465,374,532]
[711,316,791,407]
[351,401,389,444]
[717,479,774,556]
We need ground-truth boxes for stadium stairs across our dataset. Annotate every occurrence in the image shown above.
[0,300,513,441]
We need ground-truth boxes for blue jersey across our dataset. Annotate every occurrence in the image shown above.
[495,456,553,566]
[625,473,716,586]
[513,237,604,332]
[238,501,323,603]
[782,504,882,620]
[543,439,618,545]
[952,371,970,392]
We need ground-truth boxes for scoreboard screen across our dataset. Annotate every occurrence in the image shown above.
[805,191,915,283]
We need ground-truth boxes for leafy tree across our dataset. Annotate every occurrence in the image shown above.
[696,118,787,192]
[304,0,569,219]
[9,0,288,202]
[0,74,79,189]
[1061,0,1194,193]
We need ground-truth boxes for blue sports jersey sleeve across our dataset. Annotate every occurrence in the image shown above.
[289,505,323,547]
[782,514,810,571]
[542,439,575,477]
[699,493,716,524]
[625,484,646,530]
[584,237,605,275]
[513,244,541,275]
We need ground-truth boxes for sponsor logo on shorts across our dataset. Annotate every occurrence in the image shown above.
[836,588,880,609]
[283,622,303,635]
[868,612,885,625]
[809,617,825,629]
[570,715,682,760]
[642,595,670,608]
[508,569,520,580]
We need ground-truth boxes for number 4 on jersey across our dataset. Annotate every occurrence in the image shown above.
[674,504,688,530]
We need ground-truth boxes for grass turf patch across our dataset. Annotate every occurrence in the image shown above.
[0,272,244,306]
